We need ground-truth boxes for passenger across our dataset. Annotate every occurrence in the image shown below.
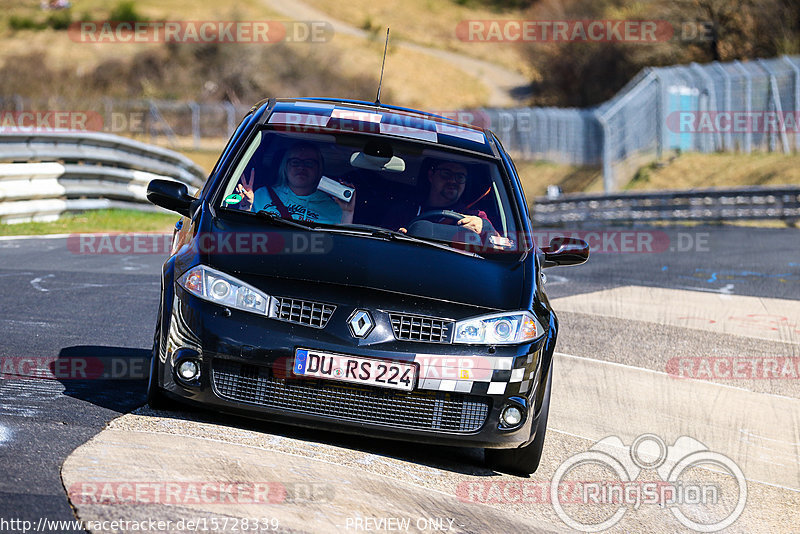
[236,142,356,224]
[382,159,495,236]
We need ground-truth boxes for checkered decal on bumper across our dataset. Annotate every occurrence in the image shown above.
[414,353,538,396]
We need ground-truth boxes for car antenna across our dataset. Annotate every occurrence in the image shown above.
[375,28,390,106]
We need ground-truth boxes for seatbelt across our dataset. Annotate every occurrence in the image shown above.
[266,186,292,219]
[464,187,492,210]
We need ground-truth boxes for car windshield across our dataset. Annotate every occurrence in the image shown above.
[218,128,523,253]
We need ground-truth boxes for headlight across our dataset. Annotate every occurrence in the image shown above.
[453,311,544,345]
[177,265,269,315]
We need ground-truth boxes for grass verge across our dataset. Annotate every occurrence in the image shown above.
[0,209,178,236]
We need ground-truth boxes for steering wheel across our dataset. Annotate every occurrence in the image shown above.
[407,209,465,226]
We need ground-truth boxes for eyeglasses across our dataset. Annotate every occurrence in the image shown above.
[287,158,320,169]
[434,167,467,184]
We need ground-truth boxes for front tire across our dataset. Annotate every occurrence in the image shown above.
[146,326,170,410]
[485,367,552,476]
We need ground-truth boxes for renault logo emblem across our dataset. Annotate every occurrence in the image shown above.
[348,310,374,338]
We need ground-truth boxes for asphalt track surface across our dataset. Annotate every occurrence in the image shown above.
[0,225,798,533]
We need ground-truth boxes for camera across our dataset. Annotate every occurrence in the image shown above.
[317,176,354,203]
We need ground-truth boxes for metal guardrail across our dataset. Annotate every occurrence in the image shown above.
[532,186,800,226]
[0,132,206,223]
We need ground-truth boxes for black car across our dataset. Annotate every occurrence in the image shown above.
[145,98,588,475]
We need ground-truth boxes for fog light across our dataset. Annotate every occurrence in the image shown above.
[501,405,523,427]
[177,360,200,381]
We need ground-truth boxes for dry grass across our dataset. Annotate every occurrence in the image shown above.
[627,152,800,190]
[513,151,800,202]
[175,148,224,174]
[514,160,602,197]
[0,1,491,108]
[321,33,489,108]
[301,0,533,76]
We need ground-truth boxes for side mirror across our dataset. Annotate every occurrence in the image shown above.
[540,236,589,268]
[147,179,194,217]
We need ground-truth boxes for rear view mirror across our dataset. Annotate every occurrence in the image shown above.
[147,179,194,217]
[350,139,405,172]
[540,236,589,268]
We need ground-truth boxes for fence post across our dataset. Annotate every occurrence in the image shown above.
[189,101,200,149]
[224,101,236,138]
[781,55,800,152]
[596,112,613,193]
[148,100,157,143]
[103,97,114,134]
[654,72,663,160]
[733,61,753,154]
[713,62,732,151]
[757,59,790,154]
[690,62,723,151]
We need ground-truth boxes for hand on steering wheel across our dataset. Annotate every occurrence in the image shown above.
[406,209,465,226]
[406,209,484,235]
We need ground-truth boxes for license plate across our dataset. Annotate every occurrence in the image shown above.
[293,349,416,391]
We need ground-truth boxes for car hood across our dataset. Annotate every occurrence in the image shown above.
[202,220,525,310]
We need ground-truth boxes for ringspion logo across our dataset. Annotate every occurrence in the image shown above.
[550,434,747,532]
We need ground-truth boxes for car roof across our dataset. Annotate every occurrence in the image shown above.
[257,98,496,157]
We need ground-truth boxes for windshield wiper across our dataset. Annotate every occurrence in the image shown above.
[253,210,317,231]
[335,224,482,258]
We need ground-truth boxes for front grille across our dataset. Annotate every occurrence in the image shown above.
[270,297,335,328]
[212,360,489,433]
[389,313,453,343]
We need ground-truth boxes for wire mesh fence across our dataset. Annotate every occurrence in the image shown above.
[484,55,800,191]
[2,55,798,191]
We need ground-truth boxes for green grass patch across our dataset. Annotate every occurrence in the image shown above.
[0,209,179,236]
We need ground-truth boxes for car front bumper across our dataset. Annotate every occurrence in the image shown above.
[155,289,550,449]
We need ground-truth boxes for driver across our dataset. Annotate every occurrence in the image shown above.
[382,159,495,236]
[235,142,356,225]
